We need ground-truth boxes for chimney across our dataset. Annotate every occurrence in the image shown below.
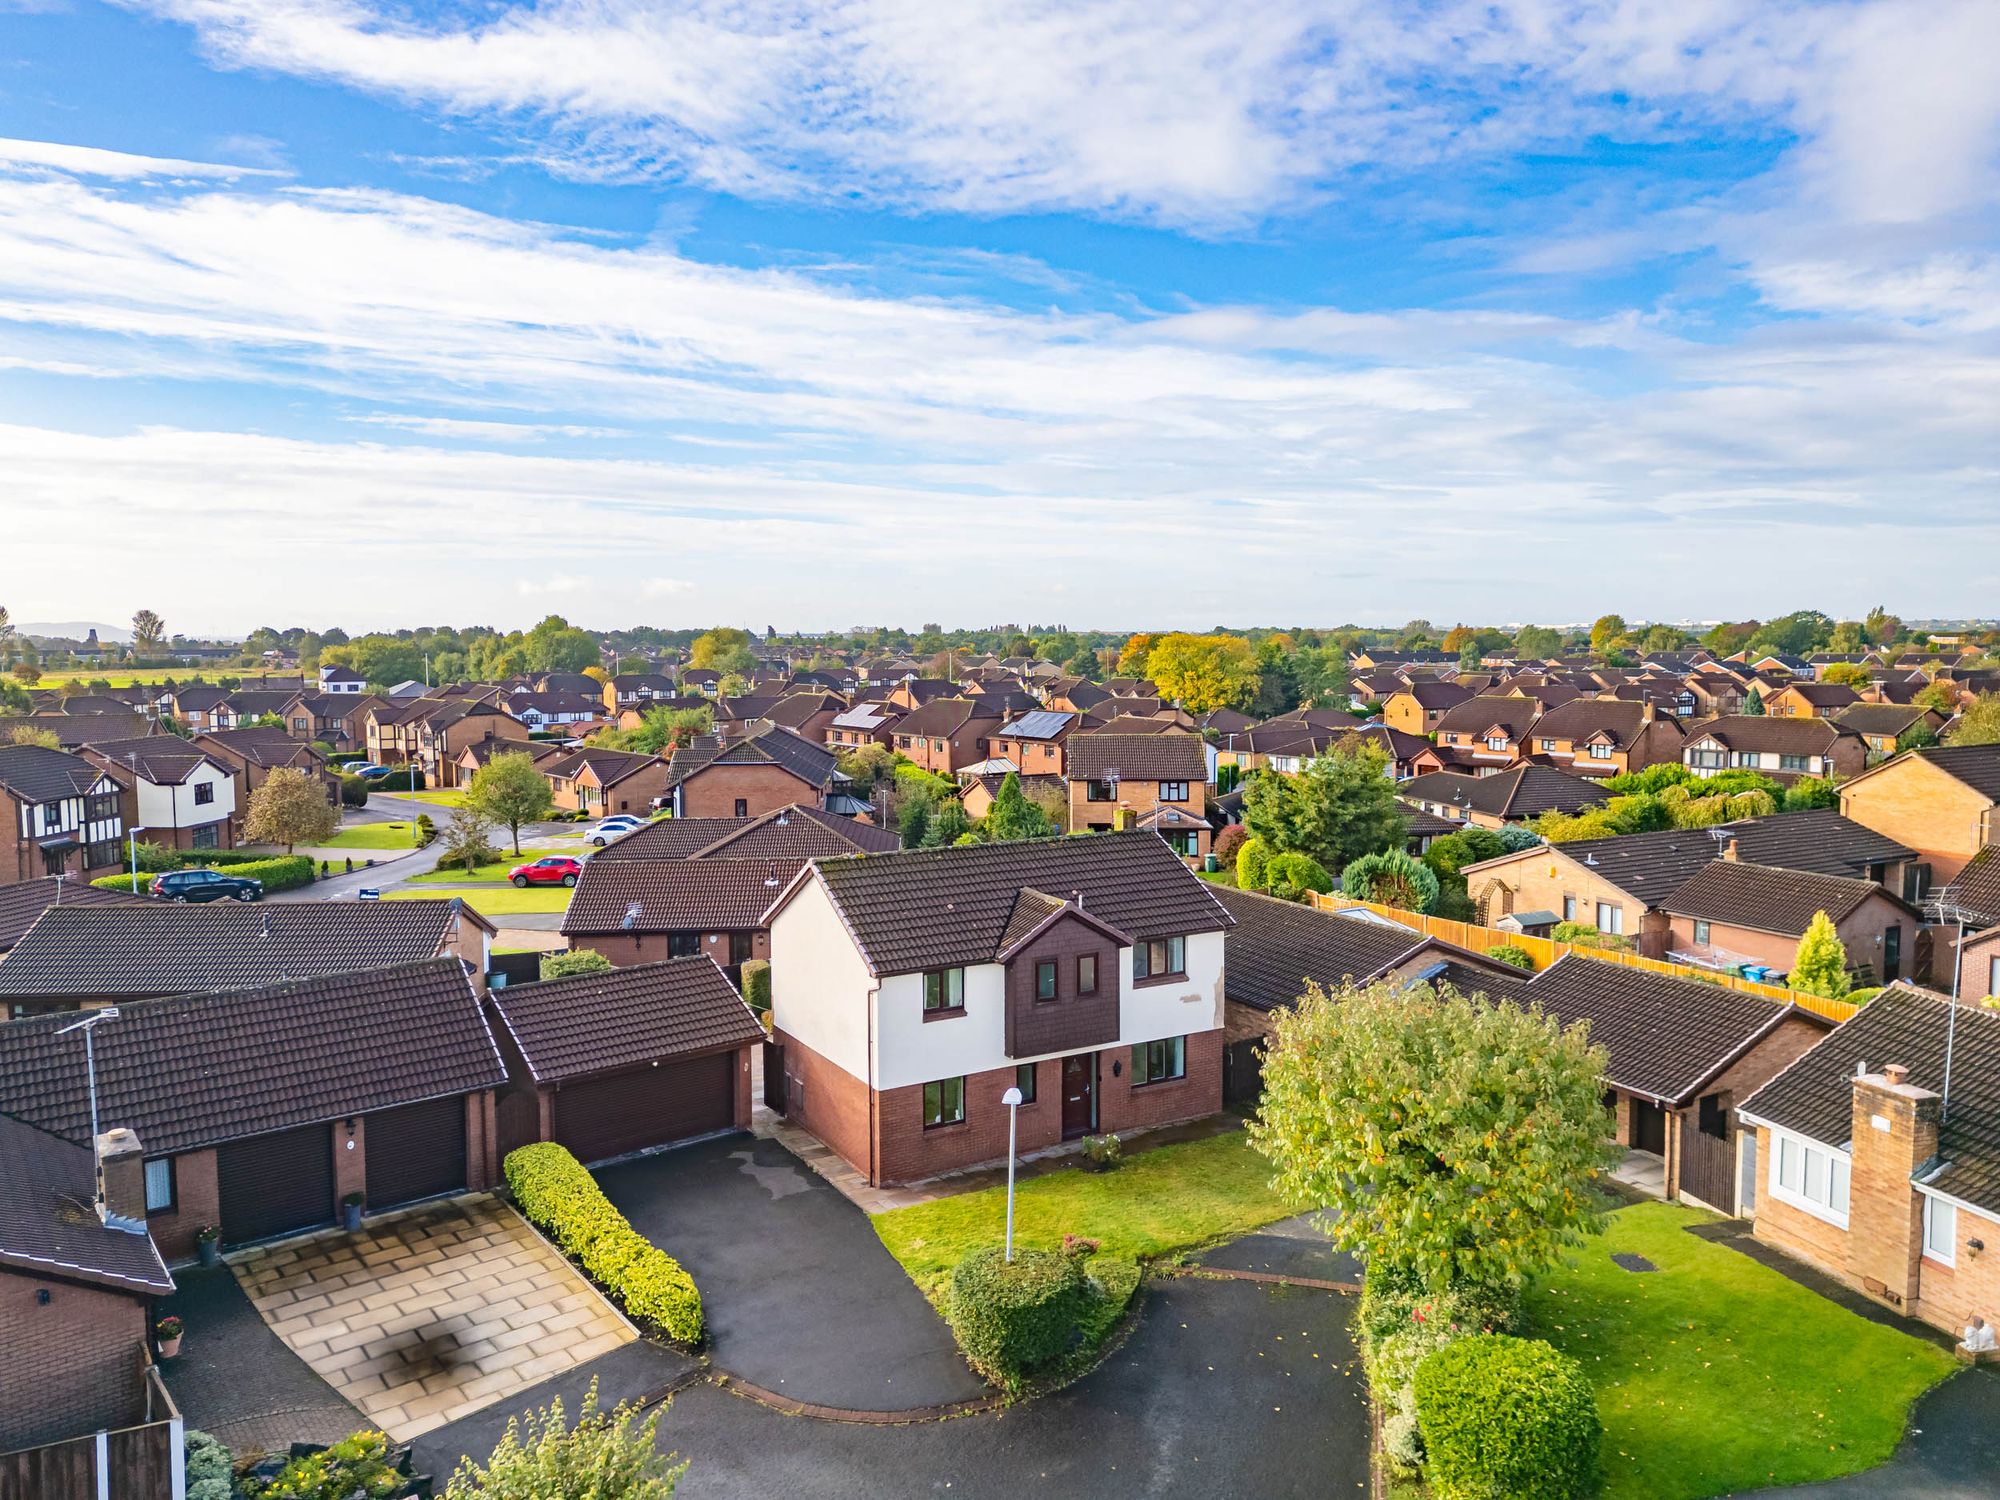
[1722,838,1740,862]
[1844,1064,1940,1309]
[96,1127,148,1234]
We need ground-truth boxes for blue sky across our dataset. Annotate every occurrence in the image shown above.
[1,0,1995,635]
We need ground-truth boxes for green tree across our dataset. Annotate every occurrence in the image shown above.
[1863,605,1903,647]
[1512,625,1562,659]
[8,725,60,749]
[921,798,973,847]
[1821,662,1872,687]
[539,948,615,981]
[1142,633,1259,713]
[1783,776,1840,811]
[1340,848,1441,912]
[1743,686,1765,716]
[1249,979,1612,1290]
[468,751,556,855]
[1264,851,1333,902]
[897,795,932,847]
[1948,694,2000,746]
[131,608,166,655]
[1422,827,1507,884]
[984,772,1053,841]
[688,627,758,676]
[525,614,600,674]
[446,1381,684,1498]
[1239,739,1406,874]
[1914,681,1961,715]
[1588,614,1629,658]
[438,806,500,874]
[1790,910,1853,998]
[242,767,339,853]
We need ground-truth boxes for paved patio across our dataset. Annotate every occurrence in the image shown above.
[231,1194,635,1438]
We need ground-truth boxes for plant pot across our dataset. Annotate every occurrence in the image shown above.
[157,1335,182,1360]
[197,1240,222,1268]
[341,1202,363,1232]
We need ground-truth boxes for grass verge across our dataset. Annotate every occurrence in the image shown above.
[381,886,571,915]
[320,822,426,850]
[406,848,565,882]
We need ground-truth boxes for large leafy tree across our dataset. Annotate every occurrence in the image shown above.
[1790,910,1854,997]
[1250,980,1613,1290]
[1143,633,1259,713]
[131,609,166,655]
[984,771,1053,841]
[1588,614,1629,658]
[467,751,555,854]
[243,767,339,853]
[688,627,758,676]
[1948,694,2000,747]
[1512,624,1562,659]
[1240,737,1406,873]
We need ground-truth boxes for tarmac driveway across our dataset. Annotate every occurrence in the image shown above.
[595,1133,988,1411]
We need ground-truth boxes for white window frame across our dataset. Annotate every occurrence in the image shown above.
[1921,1192,1956,1266]
[1768,1129,1851,1228]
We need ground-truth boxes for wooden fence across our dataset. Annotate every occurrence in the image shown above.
[0,1356,183,1500]
[1305,892,1860,1025]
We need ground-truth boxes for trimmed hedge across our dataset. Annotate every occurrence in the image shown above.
[1360,1260,1522,1473]
[1415,1334,1601,1500]
[504,1142,703,1344]
[91,854,316,895]
[739,958,771,1014]
[945,1246,1089,1389]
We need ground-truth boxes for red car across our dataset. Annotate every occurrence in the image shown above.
[510,855,584,888]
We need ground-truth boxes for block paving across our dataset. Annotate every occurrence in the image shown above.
[230,1193,635,1438]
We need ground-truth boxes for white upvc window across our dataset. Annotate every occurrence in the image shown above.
[1770,1130,1850,1227]
[1922,1194,1956,1266]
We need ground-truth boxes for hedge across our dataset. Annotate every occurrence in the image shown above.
[367,768,427,792]
[1360,1260,1522,1473]
[1414,1334,1601,1500]
[739,958,771,1014]
[91,855,317,894]
[945,1246,1090,1389]
[504,1142,703,1344]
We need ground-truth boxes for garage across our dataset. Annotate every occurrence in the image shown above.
[218,1123,334,1247]
[364,1094,469,1208]
[553,1051,736,1163]
[490,956,764,1165]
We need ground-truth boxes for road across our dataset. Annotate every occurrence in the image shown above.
[268,794,575,903]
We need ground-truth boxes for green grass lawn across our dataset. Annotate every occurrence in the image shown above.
[320,822,427,850]
[1526,1203,1955,1500]
[384,789,469,808]
[382,886,571,915]
[406,847,565,882]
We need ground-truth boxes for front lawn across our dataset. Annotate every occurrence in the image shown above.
[320,822,426,850]
[383,789,468,808]
[406,847,566,882]
[1526,1203,1955,1500]
[381,886,571,915]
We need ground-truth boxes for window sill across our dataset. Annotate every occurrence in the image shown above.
[920,1006,966,1023]
[1132,972,1188,989]
[922,1118,969,1132]
[1131,1074,1188,1090]
[1922,1252,1956,1273]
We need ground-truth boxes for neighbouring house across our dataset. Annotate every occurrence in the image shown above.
[502,690,603,731]
[192,726,340,828]
[0,744,127,887]
[601,673,679,713]
[167,685,231,733]
[1381,682,1475,736]
[287,692,385,751]
[456,737,564,785]
[366,698,532,786]
[0,1113,174,1454]
[1738,986,2000,1337]
[889,697,1005,775]
[1839,743,2000,891]
[1767,682,1864,720]
[485,957,763,1165]
[1422,696,1541,773]
[1398,764,1608,830]
[0,899,494,1018]
[1681,715,1869,786]
[1660,857,1926,987]
[986,711,1079,778]
[541,746,673,817]
[1065,732,1210,857]
[80,736,239,853]
[765,831,1234,1186]
[0,712,156,748]
[316,664,367,695]
[0,876,137,956]
[1463,808,1918,956]
[1521,698,1686,779]
[825,701,904,753]
[957,771,1067,827]
[0,957,507,1257]
[1836,704,1948,760]
[665,726,847,819]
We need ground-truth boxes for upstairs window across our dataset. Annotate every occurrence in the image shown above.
[1086,780,1116,802]
[194,782,216,806]
[1077,954,1097,994]
[923,967,966,1013]
[1158,781,1189,803]
[1036,960,1057,1000]
[1133,935,1186,980]
[1588,743,1613,760]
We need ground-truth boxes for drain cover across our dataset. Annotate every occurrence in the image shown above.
[1611,1253,1658,1273]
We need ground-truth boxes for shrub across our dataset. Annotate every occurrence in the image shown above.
[1264,850,1333,902]
[184,1429,233,1500]
[1359,1261,1522,1472]
[1551,921,1628,951]
[1235,834,1272,891]
[505,1144,703,1344]
[1414,1334,1601,1500]
[1340,849,1441,913]
[739,958,771,1014]
[1487,944,1535,971]
[944,1246,1090,1389]
[1080,1132,1122,1167]
[444,1379,685,1498]
[91,873,151,892]
[538,948,613,981]
[245,1428,400,1499]
[370,767,427,792]
[339,773,371,808]
[1212,822,1250,868]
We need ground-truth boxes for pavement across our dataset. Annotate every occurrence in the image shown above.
[595,1133,989,1411]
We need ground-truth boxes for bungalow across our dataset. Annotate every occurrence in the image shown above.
[959,771,1066,826]
[457,736,563,784]
[1738,987,2000,1338]
[0,744,127,886]
[1839,743,2000,890]
[765,832,1233,1185]
[1066,732,1210,856]
[1681,715,1869,786]
[1660,857,1924,987]
[1398,765,1608,830]
[542,746,673,817]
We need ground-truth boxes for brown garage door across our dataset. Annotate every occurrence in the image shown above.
[218,1123,334,1247]
[553,1051,736,1164]
[365,1095,468,1209]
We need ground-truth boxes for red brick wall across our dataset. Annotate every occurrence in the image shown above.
[679,765,817,819]
[0,1272,147,1451]
[573,928,769,968]
[147,1148,221,1263]
[466,1090,499,1190]
[875,1058,1065,1185]
[1097,1028,1223,1135]
[773,1029,874,1179]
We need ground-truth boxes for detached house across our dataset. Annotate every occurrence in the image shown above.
[1522,698,1685,779]
[83,736,239,852]
[1839,744,2000,889]
[1682,716,1868,786]
[1417,696,1540,774]
[666,725,848,819]
[1767,682,1864,720]
[1836,704,1947,760]
[0,744,126,886]
[542,746,672,817]
[1066,733,1210,857]
[891,697,1005,775]
[986,710,1079,777]
[1660,857,1924,987]
[765,832,1233,1185]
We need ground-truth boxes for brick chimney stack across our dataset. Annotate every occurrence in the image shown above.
[1722,838,1741,862]
[95,1127,149,1235]
[1844,1064,1939,1310]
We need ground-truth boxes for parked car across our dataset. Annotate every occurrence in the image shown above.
[511,855,585,888]
[586,817,644,846]
[151,868,265,903]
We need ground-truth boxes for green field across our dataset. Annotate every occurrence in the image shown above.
[3,666,254,688]
[381,886,571,915]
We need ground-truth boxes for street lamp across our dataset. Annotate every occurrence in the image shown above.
[56,1007,122,1215]
[1000,1085,1024,1262]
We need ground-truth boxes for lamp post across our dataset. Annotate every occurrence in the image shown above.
[56,1007,122,1212]
[1000,1085,1024,1262]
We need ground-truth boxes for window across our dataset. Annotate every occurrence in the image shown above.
[1772,1133,1850,1224]
[1015,1063,1037,1104]
[1693,919,1711,946]
[730,931,755,966]
[1077,954,1097,994]
[191,824,219,850]
[1133,935,1186,981]
[1132,1036,1187,1086]
[86,792,119,823]
[667,932,701,958]
[292,716,308,733]
[1691,747,1727,769]
[144,1158,176,1214]
[1923,1195,1957,1265]
[1989,954,2000,1000]
[1779,754,1810,773]
[923,968,965,1013]
[1086,779,1116,802]
[923,1076,966,1128]
[1158,781,1189,803]
[1539,738,1556,752]
[85,839,120,870]
[1588,743,1613,760]
[1595,902,1624,935]
[1563,895,1578,922]
[1036,960,1057,1000]
[1884,924,1902,981]
[193,782,215,806]
[734,799,748,817]
[1487,735,1508,752]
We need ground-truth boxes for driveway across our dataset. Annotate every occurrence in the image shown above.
[232,1195,635,1438]
[1199,1211,1361,1285]
[595,1134,988,1411]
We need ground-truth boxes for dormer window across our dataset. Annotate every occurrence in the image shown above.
[1588,743,1613,760]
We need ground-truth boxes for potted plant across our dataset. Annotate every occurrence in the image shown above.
[1080,1133,1122,1172]
[154,1315,183,1359]
[194,1224,222,1267]
[341,1192,364,1231]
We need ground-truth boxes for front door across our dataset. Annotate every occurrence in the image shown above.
[1632,1098,1667,1156]
[1061,1053,1097,1139]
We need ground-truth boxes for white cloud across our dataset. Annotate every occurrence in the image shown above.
[346,413,625,441]
[0,135,286,181]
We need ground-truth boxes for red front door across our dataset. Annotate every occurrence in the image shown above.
[1062,1053,1097,1139]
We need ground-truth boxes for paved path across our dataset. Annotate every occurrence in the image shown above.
[1198,1211,1362,1285]
[596,1134,989,1411]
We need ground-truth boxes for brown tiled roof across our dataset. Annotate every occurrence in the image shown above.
[1213,886,1424,1012]
[83,735,226,785]
[542,746,665,787]
[1661,858,1906,937]
[893,697,1001,740]
[1066,732,1206,782]
[797,830,1232,977]
[1433,696,1540,739]
[1523,954,1816,1106]
[1397,802,1460,839]
[488,957,762,1083]
[668,725,838,790]
[1901,744,2000,801]
[1527,697,1675,748]
[999,889,1069,951]
[1682,716,1859,755]
[1740,986,2000,1214]
[1938,847,2000,926]
[0,743,110,803]
[1835,704,1934,738]
[0,958,506,1155]
[564,860,794,933]
[1401,765,1608,819]
[0,713,156,747]
[594,805,896,864]
[0,877,142,952]
[0,1114,173,1295]
[1396,682,1474,709]
[0,901,488,1000]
